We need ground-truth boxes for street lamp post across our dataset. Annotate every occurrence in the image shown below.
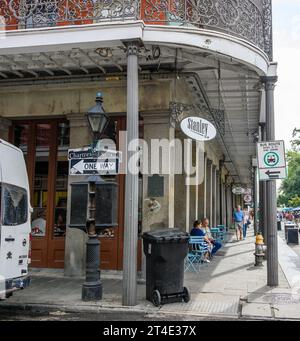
[82,92,109,301]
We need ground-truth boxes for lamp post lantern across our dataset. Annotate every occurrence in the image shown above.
[82,92,109,301]
[86,92,109,148]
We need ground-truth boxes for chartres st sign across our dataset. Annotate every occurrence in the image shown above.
[180,117,217,142]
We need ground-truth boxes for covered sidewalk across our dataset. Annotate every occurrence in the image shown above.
[1,227,299,320]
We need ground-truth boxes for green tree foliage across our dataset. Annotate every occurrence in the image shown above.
[288,196,300,208]
[278,128,300,206]
[291,128,300,151]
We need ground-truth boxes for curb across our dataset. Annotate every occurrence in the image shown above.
[0,301,288,321]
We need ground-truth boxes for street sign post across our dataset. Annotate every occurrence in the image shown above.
[69,159,118,175]
[244,194,252,203]
[257,140,287,181]
[68,147,121,176]
[68,147,122,162]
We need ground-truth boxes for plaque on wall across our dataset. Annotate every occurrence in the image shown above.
[148,175,164,197]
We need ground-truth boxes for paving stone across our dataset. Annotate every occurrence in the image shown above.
[242,303,273,318]
[273,304,300,319]
[159,293,240,317]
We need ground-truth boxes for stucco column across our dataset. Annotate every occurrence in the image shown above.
[64,113,90,277]
[199,154,207,220]
[262,70,278,287]
[227,184,233,227]
[216,170,220,225]
[221,180,226,226]
[206,159,212,222]
[211,165,217,226]
[123,42,139,306]
[169,126,175,228]
[0,117,11,141]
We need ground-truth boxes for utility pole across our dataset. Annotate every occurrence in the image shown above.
[252,158,258,236]
[262,63,278,287]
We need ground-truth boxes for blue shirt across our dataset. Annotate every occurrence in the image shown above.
[233,210,244,222]
[190,228,205,237]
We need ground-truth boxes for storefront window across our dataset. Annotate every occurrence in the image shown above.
[58,122,70,147]
[13,123,30,165]
[31,123,51,237]
[53,160,68,238]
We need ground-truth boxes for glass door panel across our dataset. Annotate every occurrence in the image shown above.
[31,124,51,237]
[53,160,68,238]
[13,123,30,165]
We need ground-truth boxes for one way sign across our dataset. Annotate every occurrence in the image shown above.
[69,159,118,175]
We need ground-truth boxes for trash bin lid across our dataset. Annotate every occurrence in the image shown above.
[142,228,189,243]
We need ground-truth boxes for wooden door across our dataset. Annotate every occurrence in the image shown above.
[10,119,69,268]
[98,117,125,270]
[99,116,143,270]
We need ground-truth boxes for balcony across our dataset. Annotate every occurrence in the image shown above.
[0,1,272,59]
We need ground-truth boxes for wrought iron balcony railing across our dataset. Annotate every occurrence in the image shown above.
[0,1,272,59]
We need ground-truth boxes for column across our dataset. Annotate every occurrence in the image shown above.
[206,159,212,222]
[64,114,90,277]
[195,143,200,221]
[199,154,207,220]
[169,126,175,228]
[259,125,268,242]
[212,165,217,226]
[262,71,278,287]
[253,165,258,236]
[123,42,139,306]
[216,170,220,225]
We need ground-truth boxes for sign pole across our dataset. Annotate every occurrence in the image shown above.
[262,72,279,287]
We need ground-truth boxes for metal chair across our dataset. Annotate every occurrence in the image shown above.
[185,236,210,273]
[211,227,223,244]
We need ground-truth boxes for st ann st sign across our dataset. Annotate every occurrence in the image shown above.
[257,140,287,181]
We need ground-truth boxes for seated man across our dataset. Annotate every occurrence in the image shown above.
[190,220,212,263]
[201,218,222,255]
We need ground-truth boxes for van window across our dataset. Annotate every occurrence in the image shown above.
[1,184,28,226]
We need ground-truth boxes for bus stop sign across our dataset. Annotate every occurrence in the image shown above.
[257,140,287,181]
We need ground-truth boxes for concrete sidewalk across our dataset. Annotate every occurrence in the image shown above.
[1,228,300,320]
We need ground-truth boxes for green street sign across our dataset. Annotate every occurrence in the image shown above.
[257,140,287,181]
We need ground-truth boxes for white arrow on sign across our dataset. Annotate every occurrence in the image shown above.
[71,160,116,174]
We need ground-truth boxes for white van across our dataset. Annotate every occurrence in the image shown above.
[0,139,31,299]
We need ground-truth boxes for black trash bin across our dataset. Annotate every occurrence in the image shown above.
[277,221,282,231]
[142,228,190,306]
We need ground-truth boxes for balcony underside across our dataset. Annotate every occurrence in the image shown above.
[0,40,260,185]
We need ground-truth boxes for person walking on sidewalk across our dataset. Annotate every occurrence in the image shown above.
[242,209,250,240]
[233,205,244,241]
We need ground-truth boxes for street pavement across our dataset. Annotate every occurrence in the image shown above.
[1,226,300,321]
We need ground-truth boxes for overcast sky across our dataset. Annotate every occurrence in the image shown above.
[273,0,300,150]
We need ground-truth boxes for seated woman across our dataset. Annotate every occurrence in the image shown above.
[190,220,212,263]
[201,218,222,255]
